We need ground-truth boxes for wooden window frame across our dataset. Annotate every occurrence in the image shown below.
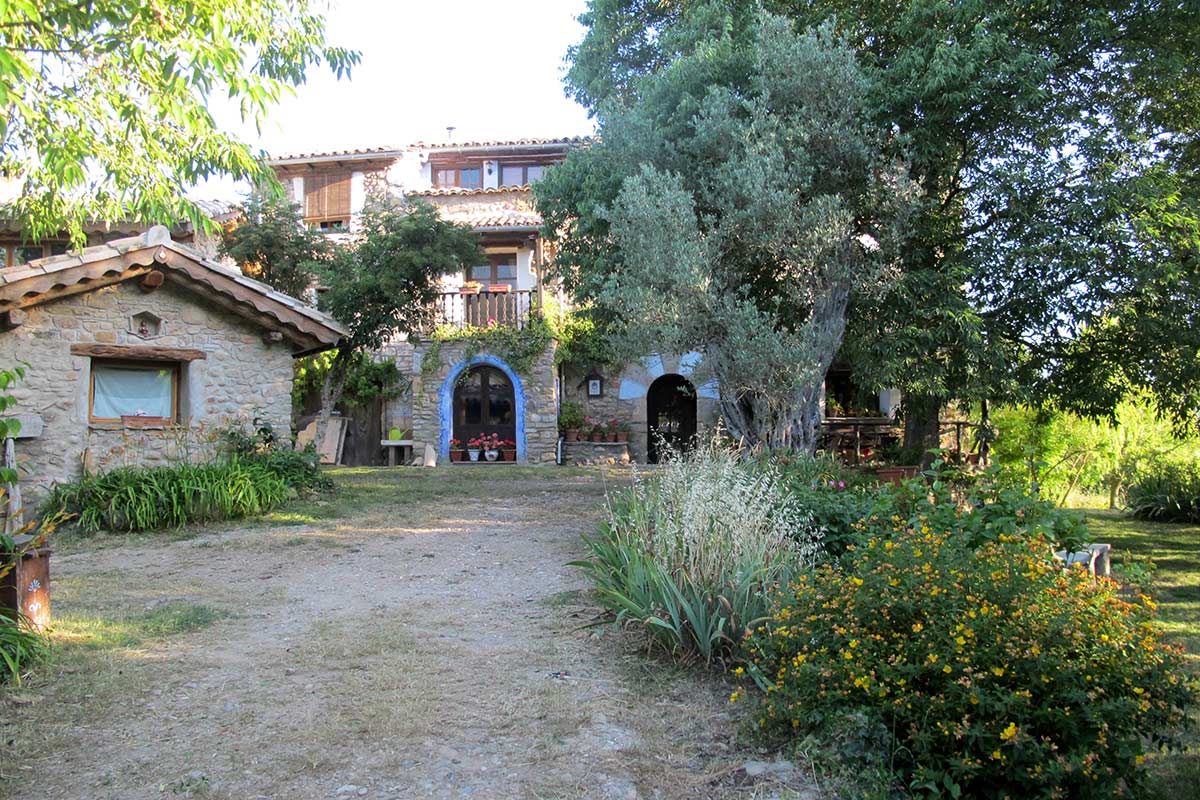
[466,252,518,286]
[497,163,546,187]
[303,172,352,227]
[87,359,181,425]
[433,166,483,190]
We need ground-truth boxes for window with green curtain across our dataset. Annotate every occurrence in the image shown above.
[90,362,176,420]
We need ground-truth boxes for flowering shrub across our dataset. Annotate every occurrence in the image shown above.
[573,443,825,663]
[858,461,1090,555]
[748,525,1197,798]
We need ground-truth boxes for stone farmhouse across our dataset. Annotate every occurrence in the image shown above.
[267,137,902,466]
[0,226,346,505]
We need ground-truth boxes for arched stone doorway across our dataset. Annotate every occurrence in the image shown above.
[452,365,516,448]
[646,374,697,464]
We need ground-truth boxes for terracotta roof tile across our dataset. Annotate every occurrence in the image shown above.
[440,208,543,229]
[408,136,591,150]
[406,186,535,197]
[265,147,402,164]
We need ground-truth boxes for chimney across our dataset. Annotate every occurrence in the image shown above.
[445,125,456,142]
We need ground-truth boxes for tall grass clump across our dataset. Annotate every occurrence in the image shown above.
[574,443,824,664]
[46,458,289,533]
[1127,461,1200,523]
[0,608,47,685]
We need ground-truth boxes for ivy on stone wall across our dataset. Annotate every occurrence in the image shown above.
[422,314,555,379]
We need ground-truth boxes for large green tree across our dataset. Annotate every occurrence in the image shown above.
[219,194,331,299]
[0,0,357,244]
[559,0,1200,445]
[538,9,912,450]
[312,202,483,438]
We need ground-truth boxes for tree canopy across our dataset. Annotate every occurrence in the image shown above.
[0,0,357,245]
[219,194,331,299]
[538,8,913,449]
[560,0,1200,436]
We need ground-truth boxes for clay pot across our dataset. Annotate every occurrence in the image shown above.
[565,430,579,442]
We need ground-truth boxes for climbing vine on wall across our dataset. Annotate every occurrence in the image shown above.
[421,314,555,379]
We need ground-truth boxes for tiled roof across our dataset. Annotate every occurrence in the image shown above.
[406,186,535,197]
[440,207,543,229]
[409,136,591,150]
[265,147,402,164]
[0,226,346,351]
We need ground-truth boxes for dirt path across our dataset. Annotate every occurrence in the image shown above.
[3,470,810,800]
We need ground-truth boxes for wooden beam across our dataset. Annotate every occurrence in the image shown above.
[140,270,165,292]
[70,343,207,362]
[0,308,27,330]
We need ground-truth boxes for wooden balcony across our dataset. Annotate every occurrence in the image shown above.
[434,289,534,330]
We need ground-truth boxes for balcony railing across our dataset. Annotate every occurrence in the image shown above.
[434,290,534,330]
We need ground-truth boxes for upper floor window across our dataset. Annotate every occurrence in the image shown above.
[434,167,482,190]
[499,164,545,187]
[304,172,351,230]
[0,241,69,268]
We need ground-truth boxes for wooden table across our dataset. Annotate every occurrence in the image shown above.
[380,439,414,467]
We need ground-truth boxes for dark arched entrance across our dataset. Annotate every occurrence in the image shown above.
[646,374,697,464]
[453,366,515,446]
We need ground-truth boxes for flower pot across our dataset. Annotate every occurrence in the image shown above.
[501,447,516,462]
[616,432,628,443]
[607,432,618,442]
[468,449,481,462]
[484,449,499,462]
[875,466,920,486]
[590,433,604,442]
[565,430,579,442]
[450,450,465,463]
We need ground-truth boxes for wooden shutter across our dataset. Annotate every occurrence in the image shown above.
[304,173,351,220]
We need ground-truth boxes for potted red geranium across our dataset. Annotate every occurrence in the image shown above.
[499,439,517,461]
[449,438,466,462]
[606,419,620,442]
[615,421,630,443]
[467,434,487,461]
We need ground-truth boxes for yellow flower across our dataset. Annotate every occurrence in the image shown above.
[1000,722,1018,742]
[991,667,1005,677]
[733,666,745,676]
[730,690,743,703]
[991,750,1002,760]
[1135,755,1146,765]
[943,665,952,674]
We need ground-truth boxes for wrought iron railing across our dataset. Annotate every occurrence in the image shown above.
[434,290,534,329]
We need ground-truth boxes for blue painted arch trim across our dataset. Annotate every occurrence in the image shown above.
[438,353,527,463]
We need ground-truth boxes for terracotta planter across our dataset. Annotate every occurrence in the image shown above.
[875,466,921,487]
[450,450,465,463]
[1,534,50,631]
[501,447,517,462]
[564,430,579,442]
[607,432,619,442]
[121,415,170,428]
[615,432,628,443]
[590,432,604,442]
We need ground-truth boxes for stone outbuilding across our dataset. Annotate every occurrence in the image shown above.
[0,226,345,506]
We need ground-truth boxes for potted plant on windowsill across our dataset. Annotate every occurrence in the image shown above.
[499,439,516,462]
[559,400,584,442]
[481,432,502,462]
[466,434,485,462]
[615,420,630,443]
[449,438,465,462]
[605,419,620,442]
[460,281,482,295]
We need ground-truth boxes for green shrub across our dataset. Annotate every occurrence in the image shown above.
[573,444,825,663]
[46,458,290,533]
[221,415,331,495]
[864,462,1090,554]
[1127,461,1200,523]
[0,608,48,685]
[748,525,1198,799]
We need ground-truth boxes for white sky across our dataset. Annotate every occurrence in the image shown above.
[197,0,596,199]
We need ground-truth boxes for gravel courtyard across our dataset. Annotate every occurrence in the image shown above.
[1,467,812,800]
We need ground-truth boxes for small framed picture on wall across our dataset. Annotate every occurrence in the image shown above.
[587,377,602,397]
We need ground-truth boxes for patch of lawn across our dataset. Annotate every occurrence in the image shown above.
[1083,509,1200,799]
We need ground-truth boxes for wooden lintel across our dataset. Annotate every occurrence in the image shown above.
[0,308,27,330]
[140,270,165,292]
[70,343,207,362]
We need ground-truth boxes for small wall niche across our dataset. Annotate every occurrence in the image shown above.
[130,311,164,339]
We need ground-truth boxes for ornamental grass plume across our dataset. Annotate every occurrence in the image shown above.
[573,439,824,663]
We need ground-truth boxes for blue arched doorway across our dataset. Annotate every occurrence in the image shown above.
[438,354,527,462]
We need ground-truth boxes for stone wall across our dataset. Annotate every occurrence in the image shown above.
[407,340,558,465]
[0,280,294,504]
[562,353,720,464]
